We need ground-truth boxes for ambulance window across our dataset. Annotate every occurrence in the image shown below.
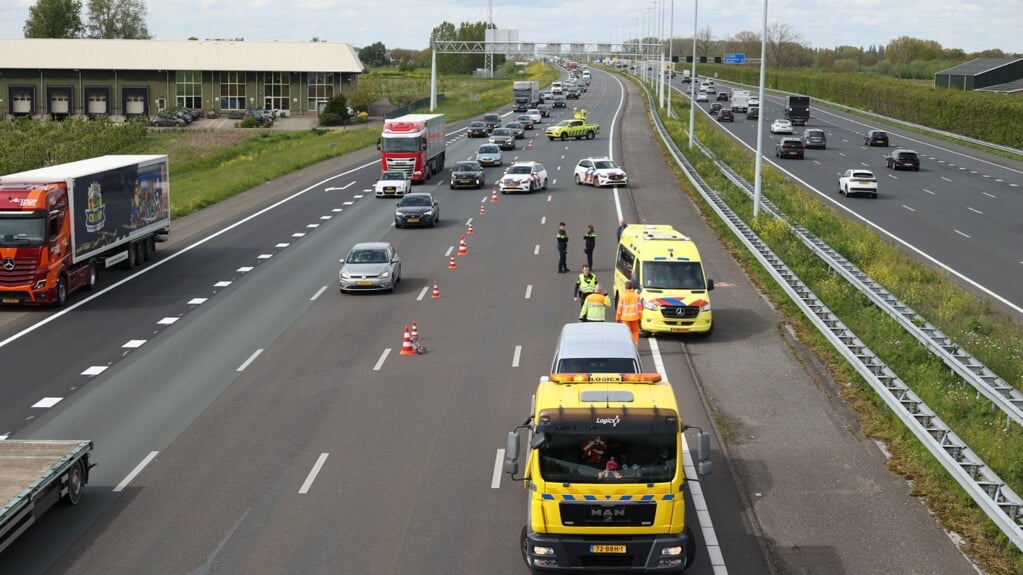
[616,246,634,278]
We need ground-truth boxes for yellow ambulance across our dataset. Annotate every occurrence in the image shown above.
[614,225,714,336]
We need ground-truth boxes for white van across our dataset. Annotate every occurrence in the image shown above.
[550,323,642,374]
[551,81,563,94]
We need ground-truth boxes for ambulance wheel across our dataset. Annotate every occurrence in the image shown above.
[683,525,698,569]
[519,525,529,566]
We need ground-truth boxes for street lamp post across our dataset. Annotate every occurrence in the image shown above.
[753,0,768,217]
[688,0,697,148]
[667,0,674,117]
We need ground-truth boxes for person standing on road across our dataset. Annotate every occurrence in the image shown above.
[616,279,642,344]
[573,265,598,308]
[557,222,569,273]
[579,285,611,322]
[617,219,627,241]
[583,224,596,270]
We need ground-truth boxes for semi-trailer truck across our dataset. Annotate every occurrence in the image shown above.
[0,155,170,306]
[513,81,540,112]
[0,440,93,553]
[377,113,446,184]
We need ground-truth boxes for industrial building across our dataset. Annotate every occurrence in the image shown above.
[933,57,1023,93]
[0,38,365,119]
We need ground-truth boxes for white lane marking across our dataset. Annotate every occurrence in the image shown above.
[158,317,179,325]
[968,207,983,215]
[982,191,997,198]
[541,216,547,225]
[466,217,475,226]
[492,448,506,488]
[902,205,916,212]
[82,366,108,376]
[353,194,364,199]
[306,224,320,229]
[941,176,952,182]
[373,348,391,371]
[114,451,159,492]
[512,345,522,367]
[320,216,332,220]
[417,286,429,301]
[922,189,935,195]
[311,285,328,301]
[122,339,146,349]
[445,246,454,256]
[525,285,533,299]
[32,397,63,408]
[299,453,330,494]
[0,435,8,440]
[187,298,208,305]
[534,244,540,255]
[237,266,254,273]
[332,208,343,212]
[237,349,263,372]
[547,195,553,202]
[257,254,272,259]
[648,337,728,574]
[292,233,306,238]
[214,281,232,288]
[276,243,291,248]
[954,229,971,238]
[343,201,354,206]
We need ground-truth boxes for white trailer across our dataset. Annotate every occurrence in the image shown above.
[732,90,751,113]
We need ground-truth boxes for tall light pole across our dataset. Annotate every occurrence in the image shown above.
[688,0,697,148]
[753,0,768,217]
[667,0,674,117]
[658,0,666,108]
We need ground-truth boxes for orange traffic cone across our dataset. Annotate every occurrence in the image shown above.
[448,255,457,269]
[431,281,441,299]
[466,221,474,235]
[457,235,469,256]
[479,203,487,216]
[410,321,420,340]
[400,325,416,355]
[527,139,534,150]
[490,186,499,203]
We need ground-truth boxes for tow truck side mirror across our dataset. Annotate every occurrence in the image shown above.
[503,430,520,476]
[696,431,712,477]
[376,138,381,151]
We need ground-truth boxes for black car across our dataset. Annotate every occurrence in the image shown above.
[552,95,567,108]
[450,160,485,189]
[775,137,805,159]
[717,109,735,122]
[515,114,535,129]
[536,104,551,117]
[566,88,581,99]
[747,106,759,120]
[802,129,827,149]
[467,121,489,138]
[709,102,723,116]
[489,128,516,150]
[716,91,729,101]
[482,113,502,133]
[864,130,889,147]
[150,115,185,127]
[394,193,440,228]
[886,148,920,171]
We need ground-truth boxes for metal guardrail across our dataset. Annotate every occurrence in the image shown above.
[639,82,1023,550]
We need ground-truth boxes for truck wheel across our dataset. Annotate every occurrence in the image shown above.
[586,131,595,140]
[55,274,69,307]
[125,242,138,269]
[683,525,698,569]
[143,236,155,261]
[519,525,530,566]
[84,260,98,291]
[63,460,85,505]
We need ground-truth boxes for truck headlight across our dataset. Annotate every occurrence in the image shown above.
[660,545,682,556]
[33,279,47,290]
[532,546,555,555]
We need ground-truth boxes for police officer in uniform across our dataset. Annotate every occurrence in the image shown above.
[556,222,569,273]
[583,224,596,269]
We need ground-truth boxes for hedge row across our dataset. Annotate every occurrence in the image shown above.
[0,116,149,174]
[699,64,1023,148]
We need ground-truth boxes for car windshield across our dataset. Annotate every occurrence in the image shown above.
[347,249,388,264]
[507,165,532,174]
[484,115,499,123]
[593,160,619,170]
[537,431,677,484]
[642,261,705,290]
[380,172,405,181]
[455,162,479,171]
[478,146,498,154]
[493,129,510,136]
[400,196,432,206]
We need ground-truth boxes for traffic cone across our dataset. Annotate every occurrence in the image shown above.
[490,186,499,203]
[479,203,487,216]
[466,221,474,235]
[527,139,534,150]
[431,281,441,299]
[448,255,457,269]
[400,325,416,355]
[410,321,420,340]
[457,235,469,256]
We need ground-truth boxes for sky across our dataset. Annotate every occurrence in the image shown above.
[1,0,1019,55]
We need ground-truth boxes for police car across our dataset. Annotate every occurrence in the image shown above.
[497,161,549,194]
[573,157,628,188]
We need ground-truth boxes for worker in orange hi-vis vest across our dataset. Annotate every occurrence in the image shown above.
[616,279,642,344]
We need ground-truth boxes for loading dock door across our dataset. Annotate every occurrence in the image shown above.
[125,95,145,115]
[12,93,32,114]
[50,93,70,114]
[87,94,108,115]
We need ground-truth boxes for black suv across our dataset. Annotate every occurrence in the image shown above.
[482,113,501,133]
[467,121,488,138]
[864,130,889,147]
[747,106,759,120]
[717,109,735,122]
[886,148,920,171]
[775,137,805,159]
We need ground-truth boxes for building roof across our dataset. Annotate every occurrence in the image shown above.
[975,79,1023,94]
[934,57,1023,77]
[0,39,364,73]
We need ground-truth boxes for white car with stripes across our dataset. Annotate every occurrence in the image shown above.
[574,157,628,187]
[498,161,549,194]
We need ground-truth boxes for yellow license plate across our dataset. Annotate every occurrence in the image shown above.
[408,217,419,223]
[357,281,373,286]
[590,545,626,554]
[670,327,691,333]
[3,298,19,304]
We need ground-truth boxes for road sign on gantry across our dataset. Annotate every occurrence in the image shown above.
[723,53,746,64]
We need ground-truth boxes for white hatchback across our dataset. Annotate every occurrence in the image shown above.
[525,109,543,124]
[770,119,793,134]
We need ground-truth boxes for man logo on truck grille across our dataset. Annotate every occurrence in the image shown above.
[2,259,14,271]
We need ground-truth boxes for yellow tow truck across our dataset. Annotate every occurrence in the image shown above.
[504,372,712,573]
[545,118,600,141]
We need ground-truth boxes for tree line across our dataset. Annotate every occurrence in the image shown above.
[24,0,150,39]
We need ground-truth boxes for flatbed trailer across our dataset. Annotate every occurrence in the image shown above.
[0,440,93,554]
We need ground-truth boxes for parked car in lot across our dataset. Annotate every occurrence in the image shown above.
[864,129,889,147]
[775,137,805,159]
[886,148,920,171]
[498,161,549,194]
[770,119,793,134]
[394,192,440,228]
[489,128,516,150]
[374,170,412,198]
[150,115,185,127]
[467,121,489,138]
[339,242,401,293]
[717,109,735,122]
[476,144,503,167]
[450,160,485,189]
[802,128,827,149]
[838,169,879,198]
